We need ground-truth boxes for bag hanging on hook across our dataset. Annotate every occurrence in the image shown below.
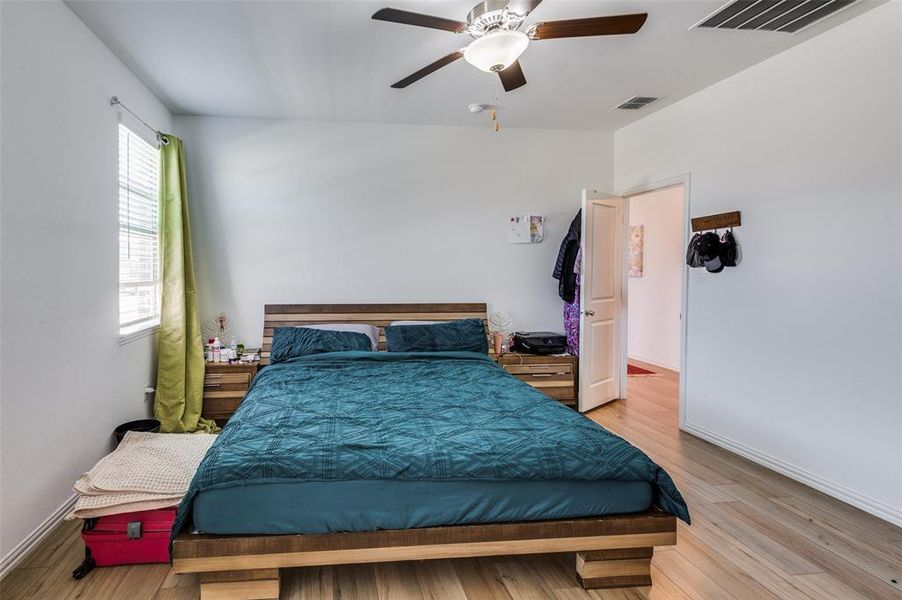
[686,232,704,268]
[686,229,740,272]
[720,230,739,267]
[695,232,725,273]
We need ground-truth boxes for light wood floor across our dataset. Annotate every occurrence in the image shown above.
[3,362,901,599]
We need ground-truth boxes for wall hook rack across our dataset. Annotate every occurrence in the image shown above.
[691,211,741,232]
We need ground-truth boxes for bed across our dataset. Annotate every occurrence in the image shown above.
[172,304,688,599]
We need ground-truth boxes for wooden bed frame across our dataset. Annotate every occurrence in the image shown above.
[173,303,677,599]
[257,302,496,365]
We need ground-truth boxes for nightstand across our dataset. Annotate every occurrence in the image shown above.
[201,362,259,424]
[498,353,579,408]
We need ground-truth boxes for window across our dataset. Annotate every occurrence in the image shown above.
[118,124,161,340]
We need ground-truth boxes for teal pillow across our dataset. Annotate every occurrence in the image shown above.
[270,327,371,363]
[385,319,488,354]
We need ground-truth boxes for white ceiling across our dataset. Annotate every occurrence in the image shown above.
[66,0,883,130]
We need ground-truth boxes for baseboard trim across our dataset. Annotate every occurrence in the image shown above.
[681,422,902,528]
[627,355,679,373]
[0,494,77,579]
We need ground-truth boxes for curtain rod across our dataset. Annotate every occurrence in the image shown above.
[109,96,169,145]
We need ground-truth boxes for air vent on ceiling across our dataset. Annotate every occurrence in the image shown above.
[615,96,658,110]
[695,0,857,33]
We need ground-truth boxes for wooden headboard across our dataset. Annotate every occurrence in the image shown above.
[261,303,491,365]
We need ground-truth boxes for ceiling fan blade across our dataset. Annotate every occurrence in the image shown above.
[498,60,527,92]
[529,13,648,40]
[372,8,468,33]
[505,0,544,18]
[391,50,464,88]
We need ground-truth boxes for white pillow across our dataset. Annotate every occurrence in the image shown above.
[389,320,440,326]
[299,324,380,351]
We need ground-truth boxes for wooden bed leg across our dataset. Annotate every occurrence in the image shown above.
[575,547,653,589]
[198,568,280,600]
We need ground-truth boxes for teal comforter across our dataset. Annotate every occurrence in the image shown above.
[174,351,689,537]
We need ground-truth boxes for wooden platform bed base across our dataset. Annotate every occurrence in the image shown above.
[173,510,677,599]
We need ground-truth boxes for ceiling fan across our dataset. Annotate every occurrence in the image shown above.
[372,0,647,92]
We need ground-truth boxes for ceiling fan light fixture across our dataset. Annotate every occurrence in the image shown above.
[463,30,529,73]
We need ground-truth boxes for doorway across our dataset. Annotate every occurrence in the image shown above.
[625,185,684,387]
[578,178,690,419]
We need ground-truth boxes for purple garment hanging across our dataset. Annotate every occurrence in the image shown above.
[563,246,582,356]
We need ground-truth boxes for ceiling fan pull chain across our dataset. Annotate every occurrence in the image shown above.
[492,77,501,133]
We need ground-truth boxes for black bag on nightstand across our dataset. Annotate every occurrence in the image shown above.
[512,332,568,355]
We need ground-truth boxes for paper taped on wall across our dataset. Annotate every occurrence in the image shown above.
[509,214,544,244]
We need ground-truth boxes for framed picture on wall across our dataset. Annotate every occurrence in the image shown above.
[629,225,644,278]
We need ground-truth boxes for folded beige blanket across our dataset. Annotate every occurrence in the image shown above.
[67,431,216,519]
[68,493,185,519]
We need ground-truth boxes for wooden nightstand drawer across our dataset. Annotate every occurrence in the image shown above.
[202,396,244,416]
[498,352,578,409]
[504,363,572,375]
[204,372,251,385]
[203,371,251,392]
[203,389,247,400]
[203,382,249,392]
[543,387,577,405]
[201,362,259,424]
[516,373,573,388]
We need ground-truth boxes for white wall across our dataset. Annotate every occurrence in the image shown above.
[173,117,612,345]
[615,2,902,525]
[0,1,171,563]
[627,186,684,371]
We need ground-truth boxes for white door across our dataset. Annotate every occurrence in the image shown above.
[578,190,625,412]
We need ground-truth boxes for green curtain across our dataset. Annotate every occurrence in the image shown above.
[154,135,218,433]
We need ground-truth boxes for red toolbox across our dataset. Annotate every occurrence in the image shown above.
[73,507,176,579]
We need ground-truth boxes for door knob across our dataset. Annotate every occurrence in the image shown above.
[583,309,595,316]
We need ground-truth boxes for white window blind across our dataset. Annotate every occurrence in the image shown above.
[118,124,161,336]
